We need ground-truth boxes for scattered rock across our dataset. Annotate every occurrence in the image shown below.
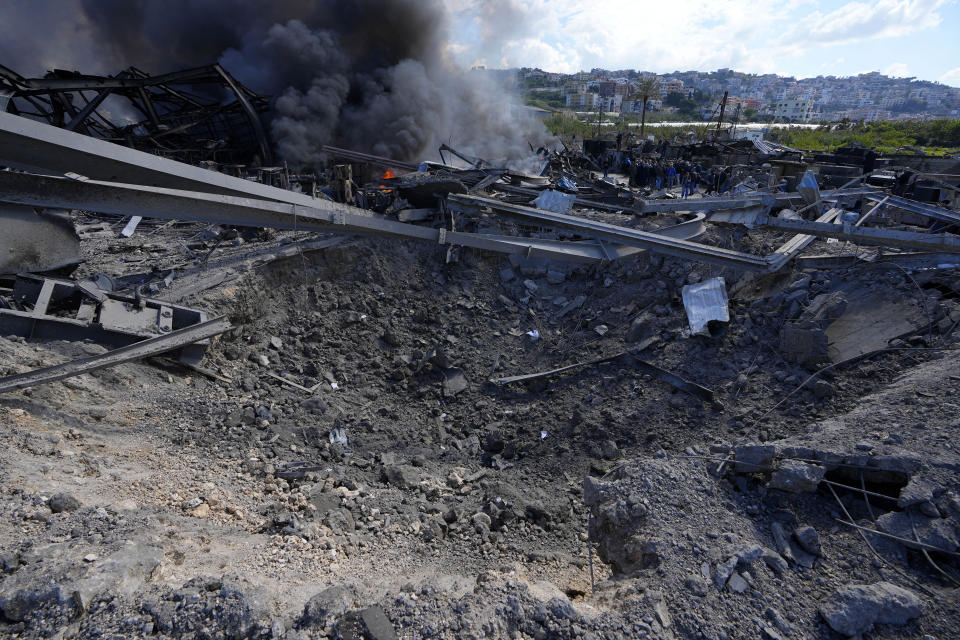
[382,465,421,490]
[300,585,356,628]
[727,572,749,594]
[684,575,708,596]
[442,368,469,396]
[190,503,211,518]
[48,493,81,513]
[794,525,822,556]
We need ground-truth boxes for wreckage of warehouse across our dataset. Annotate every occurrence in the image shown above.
[1,63,960,640]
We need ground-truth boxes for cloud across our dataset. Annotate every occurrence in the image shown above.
[883,62,910,77]
[446,0,791,73]
[940,67,960,87]
[443,0,952,83]
[786,0,945,45]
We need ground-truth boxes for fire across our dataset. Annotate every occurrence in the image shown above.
[383,169,395,179]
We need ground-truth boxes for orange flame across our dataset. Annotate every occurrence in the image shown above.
[383,169,395,179]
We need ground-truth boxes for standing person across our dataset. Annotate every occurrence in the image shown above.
[666,163,677,189]
[720,166,732,194]
[711,168,721,196]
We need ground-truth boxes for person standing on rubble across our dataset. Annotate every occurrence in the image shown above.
[666,163,677,189]
[719,166,732,194]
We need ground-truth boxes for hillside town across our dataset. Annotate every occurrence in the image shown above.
[506,67,960,123]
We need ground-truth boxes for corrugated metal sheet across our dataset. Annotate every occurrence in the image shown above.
[681,277,729,336]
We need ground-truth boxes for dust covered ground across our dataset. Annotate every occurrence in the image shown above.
[0,214,959,639]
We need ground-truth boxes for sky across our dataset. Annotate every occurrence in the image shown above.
[444,0,960,86]
[0,0,956,88]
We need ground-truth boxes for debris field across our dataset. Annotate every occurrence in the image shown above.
[1,72,960,640]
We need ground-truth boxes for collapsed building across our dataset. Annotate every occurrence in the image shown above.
[1,23,960,640]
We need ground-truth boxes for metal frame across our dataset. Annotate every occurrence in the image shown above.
[0,316,231,395]
[0,171,706,266]
[0,64,271,165]
[0,274,209,364]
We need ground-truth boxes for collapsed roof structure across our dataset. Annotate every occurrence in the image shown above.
[0,63,271,166]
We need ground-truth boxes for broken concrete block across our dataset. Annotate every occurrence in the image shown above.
[338,605,399,640]
[767,460,825,493]
[819,582,923,637]
[300,585,356,628]
[382,465,421,489]
[734,444,776,473]
[898,477,935,509]
[876,511,959,553]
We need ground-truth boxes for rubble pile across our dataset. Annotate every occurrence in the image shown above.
[0,105,959,640]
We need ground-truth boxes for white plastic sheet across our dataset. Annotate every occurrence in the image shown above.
[533,189,576,214]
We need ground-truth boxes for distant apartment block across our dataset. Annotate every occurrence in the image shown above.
[771,98,814,122]
[565,92,600,109]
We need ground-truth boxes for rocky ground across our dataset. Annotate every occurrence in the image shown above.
[0,201,959,639]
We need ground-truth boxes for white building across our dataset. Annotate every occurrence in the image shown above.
[771,98,814,122]
[599,95,623,112]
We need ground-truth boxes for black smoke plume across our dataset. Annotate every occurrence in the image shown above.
[0,0,554,168]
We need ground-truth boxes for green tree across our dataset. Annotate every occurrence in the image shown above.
[630,77,661,139]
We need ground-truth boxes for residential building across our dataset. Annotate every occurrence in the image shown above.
[771,98,814,122]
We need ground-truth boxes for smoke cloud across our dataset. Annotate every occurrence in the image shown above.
[0,0,554,169]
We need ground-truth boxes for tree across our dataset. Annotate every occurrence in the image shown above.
[664,91,699,118]
[630,77,661,139]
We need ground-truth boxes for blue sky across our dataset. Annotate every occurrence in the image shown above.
[444,0,960,86]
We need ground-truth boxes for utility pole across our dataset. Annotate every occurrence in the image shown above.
[596,98,603,137]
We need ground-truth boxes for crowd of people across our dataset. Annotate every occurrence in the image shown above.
[620,157,735,197]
